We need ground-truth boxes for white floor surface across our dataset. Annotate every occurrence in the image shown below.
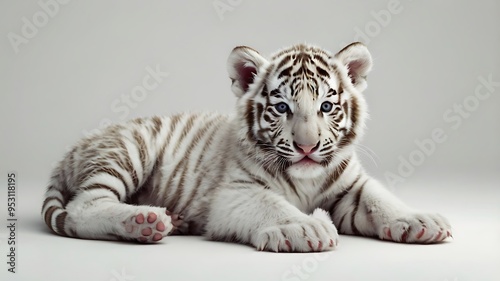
[1,176,499,281]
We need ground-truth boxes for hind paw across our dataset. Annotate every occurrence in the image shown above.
[122,209,176,243]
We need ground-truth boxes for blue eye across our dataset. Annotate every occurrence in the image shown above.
[274,102,289,114]
[320,101,333,113]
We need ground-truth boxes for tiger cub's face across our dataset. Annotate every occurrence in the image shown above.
[228,43,373,179]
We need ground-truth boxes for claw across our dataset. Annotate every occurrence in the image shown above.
[307,240,314,250]
[416,228,426,239]
[384,227,392,240]
[401,230,408,243]
[435,231,443,241]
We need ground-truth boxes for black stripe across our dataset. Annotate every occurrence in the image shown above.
[245,99,256,141]
[42,196,64,211]
[162,159,184,203]
[337,97,359,149]
[316,66,330,79]
[55,211,68,236]
[87,196,109,203]
[136,139,168,203]
[320,157,352,194]
[276,55,291,70]
[270,89,281,97]
[313,54,329,68]
[60,188,74,208]
[180,171,204,214]
[278,66,293,79]
[175,119,225,211]
[350,183,365,235]
[67,151,76,182]
[284,175,300,198]
[83,184,121,201]
[119,140,139,188]
[167,161,188,213]
[166,114,182,143]
[163,116,220,207]
[44,206,59,232]
[261,84,269,97]
[133,130,148,171]
[194,119,224,172]
[107,152,135,192]
[133,118,144,125]
[256,103,264,125]
[144,114,182,199]
[326,88,337,98]
[235,157,273,188]
[250,176,267,188]
[93,167,130,197]
[338,213,346,232]
[162,113,183,159]
[173,114,198,155]
[151,116,163,139]
[330,174,361,216]
[230,180,255,185]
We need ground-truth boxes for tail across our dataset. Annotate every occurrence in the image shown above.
[41,183,73,237]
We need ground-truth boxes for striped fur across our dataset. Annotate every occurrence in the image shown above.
[42,42,451,251]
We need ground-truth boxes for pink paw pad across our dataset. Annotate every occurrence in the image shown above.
[134,212,165,242]
[122,210,174,243]
[153,233,163,241]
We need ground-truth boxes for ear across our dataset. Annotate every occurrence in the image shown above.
[227,46,268,97]
[335,42,373,92]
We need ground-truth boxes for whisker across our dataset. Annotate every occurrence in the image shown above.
[355,144,380,168]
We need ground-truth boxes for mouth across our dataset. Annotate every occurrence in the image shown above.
[287,155,325,178]
[293,156,320,166]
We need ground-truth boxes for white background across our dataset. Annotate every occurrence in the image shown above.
[0,1,499,281]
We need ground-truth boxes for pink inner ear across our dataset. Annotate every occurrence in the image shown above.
[347,60,364,85]
[237,63,257,91]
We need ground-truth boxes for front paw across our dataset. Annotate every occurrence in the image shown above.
[253,209,339,252]
[379,212,452,243]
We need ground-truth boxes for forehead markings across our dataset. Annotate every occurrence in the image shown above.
[326,88,337,96]
[276,55,291,71]
[268,46,340,104]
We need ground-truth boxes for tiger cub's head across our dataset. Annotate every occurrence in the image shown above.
[227,43,372,179]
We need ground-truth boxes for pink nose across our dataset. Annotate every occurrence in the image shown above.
[294,142,319,154]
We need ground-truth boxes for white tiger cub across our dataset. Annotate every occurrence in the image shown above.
[42,42,452,251]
